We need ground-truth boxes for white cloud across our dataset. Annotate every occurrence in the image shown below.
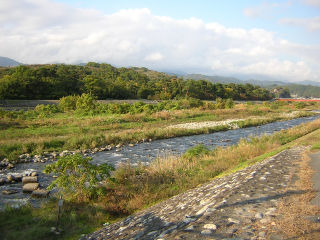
[243,1,291,19]
[302,0,320,8]
[145,52,164,61]
[0,0,319,82]
[236,59,314,80]
[280,16,320,31]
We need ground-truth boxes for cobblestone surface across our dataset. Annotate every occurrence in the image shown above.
[83,146,309,240]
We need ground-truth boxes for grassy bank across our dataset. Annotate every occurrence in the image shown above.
[0,100,319,161]
[1,111,320,239]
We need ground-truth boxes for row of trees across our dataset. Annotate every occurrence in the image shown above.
[0,63,272,100]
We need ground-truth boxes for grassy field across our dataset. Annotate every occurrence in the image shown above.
[0,100,320,239]
[0,100,319,161]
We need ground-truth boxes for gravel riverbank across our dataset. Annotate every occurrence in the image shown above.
[167,111,303,130]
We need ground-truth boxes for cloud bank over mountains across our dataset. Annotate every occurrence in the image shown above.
[0,0,319,82]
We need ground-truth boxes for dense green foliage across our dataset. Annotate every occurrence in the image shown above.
[0,63,272,100]
[265,84,320,98]
[0,96,233,120]
[43,154,115,201]
[286,84,320,98]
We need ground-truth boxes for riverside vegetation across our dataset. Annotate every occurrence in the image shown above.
[0,97,320,240]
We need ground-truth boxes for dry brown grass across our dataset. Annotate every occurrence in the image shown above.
[262,151,320,239]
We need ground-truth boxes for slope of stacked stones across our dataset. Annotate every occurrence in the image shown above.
[83,146,309,240]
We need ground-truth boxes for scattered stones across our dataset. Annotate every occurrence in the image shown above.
[259,231,267,237]
[259,176,267,181]
[13,174,23,181]
[228,218,241,224]
[183,217,196,224]
[7,163,14,169]
[19,154,27,159]
[184,225,195,231]
[203,224,217,230]
[50,227,62,235]
[201,229,212,235]
[30,171,38,177]
[2,189,19,195]
[59,151,70,157]
[7,174,15,182]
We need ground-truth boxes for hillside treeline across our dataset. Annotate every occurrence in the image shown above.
[286,84,320,98]
[0,63,272,100]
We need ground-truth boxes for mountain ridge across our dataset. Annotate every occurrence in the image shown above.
[0,57,22,67]
[183,73,320,87]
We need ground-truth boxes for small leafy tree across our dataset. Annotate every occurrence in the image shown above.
[76,93,97,113]
[43,154,115,201]
[183,144,210,159]
[58,95,78,111]
[215,97,225,109]
[225,98,235,109]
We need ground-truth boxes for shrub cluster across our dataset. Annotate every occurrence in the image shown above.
[0,96,236,120]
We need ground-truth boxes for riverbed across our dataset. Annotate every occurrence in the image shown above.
[92,114,320,166]
[1,114,320,209]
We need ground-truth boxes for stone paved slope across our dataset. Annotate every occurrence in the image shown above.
[83,146,309,240]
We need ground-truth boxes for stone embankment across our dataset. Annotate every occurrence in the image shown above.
[83,146,313,240]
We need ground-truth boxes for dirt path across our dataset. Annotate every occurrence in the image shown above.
[82,146,320,240]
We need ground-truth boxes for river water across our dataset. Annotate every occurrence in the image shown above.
[92,114,320,166]
[1,114,320,209]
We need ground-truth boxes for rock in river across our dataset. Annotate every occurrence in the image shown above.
[23,183,40,193]
[22,176,38,184]
[31,189,50,198]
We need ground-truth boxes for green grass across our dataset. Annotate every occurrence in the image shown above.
[1,116,320,240]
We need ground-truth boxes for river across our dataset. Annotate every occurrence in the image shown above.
[1,114,320,209]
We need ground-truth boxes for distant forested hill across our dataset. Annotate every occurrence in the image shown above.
[0,57,22,67]
[286,84,320,98]
[183,74,288,87]
[183,73,320,98]
[184,74,243,84]
[0,62,272,101]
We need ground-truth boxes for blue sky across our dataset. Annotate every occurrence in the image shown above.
[53,0,320,44]
[1,0,320,82]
